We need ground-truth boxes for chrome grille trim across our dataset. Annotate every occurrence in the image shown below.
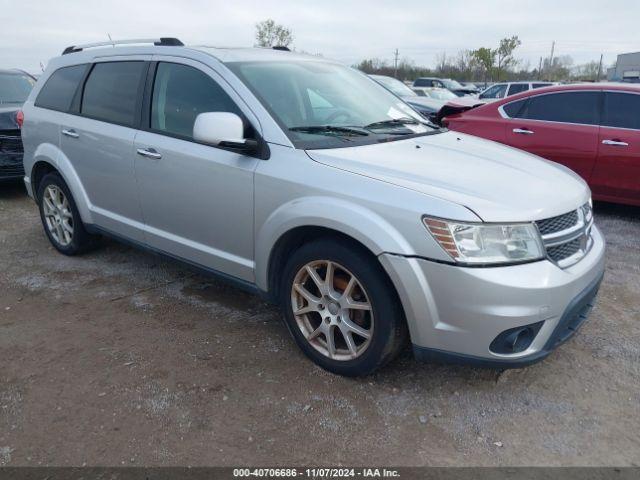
[536,204,593,268]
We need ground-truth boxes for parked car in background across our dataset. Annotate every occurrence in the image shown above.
[443,83,640,206]
[0,69,36,182]
[413,77,477,97]
[22,39,604,375]
[413,86,460,101]
[370,74,447,120]
[460,82,481,94]
[478,81,556,101]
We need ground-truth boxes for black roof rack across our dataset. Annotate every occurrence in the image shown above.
[272,46,290,52]
[62,37,184,55]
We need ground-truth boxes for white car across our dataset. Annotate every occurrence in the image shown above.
[478,81,557,101]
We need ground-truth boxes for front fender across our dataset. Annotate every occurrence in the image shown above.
[255,196,415,291]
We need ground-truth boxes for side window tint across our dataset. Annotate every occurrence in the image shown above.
[507,84,528,96]
[503,99,528,118]
[603,92,640,130]
[151,62,242,139]
[35,65,87,112]
[523,92,600,125]
[81,62,145,126]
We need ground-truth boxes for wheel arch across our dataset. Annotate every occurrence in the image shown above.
[256,196,415,299]
[29,145,93,224]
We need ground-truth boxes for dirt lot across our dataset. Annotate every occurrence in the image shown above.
[0,182,638,467]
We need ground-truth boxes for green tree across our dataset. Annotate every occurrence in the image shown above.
[471,47,496,82]
[255,19,293,48]
[495,35,522,80]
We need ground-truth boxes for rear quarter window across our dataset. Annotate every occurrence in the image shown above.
[35,64,87,112]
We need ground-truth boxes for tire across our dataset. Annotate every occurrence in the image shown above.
[37,172,97,255]
[280,238,408,376]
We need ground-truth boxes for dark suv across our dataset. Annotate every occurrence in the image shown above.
[0,69,35,182]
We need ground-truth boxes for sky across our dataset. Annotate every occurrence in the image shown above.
[1,0,639,73]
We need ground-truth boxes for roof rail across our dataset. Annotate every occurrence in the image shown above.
[62,37,184,55]
[272,46,290,52]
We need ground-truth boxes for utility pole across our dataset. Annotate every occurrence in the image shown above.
[393,48,399,78]
[548,41,556,80]
[597,53,603,82]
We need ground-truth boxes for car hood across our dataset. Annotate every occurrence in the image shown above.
[0,104,21,130]
[306,131,590,222]
[404,96,446,111]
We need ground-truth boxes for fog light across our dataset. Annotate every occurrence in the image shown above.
[490,321,544,354]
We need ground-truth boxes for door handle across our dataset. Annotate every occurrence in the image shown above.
[513,128,534,135]
[602,139,629,147]
[136,148,162,160]
[62,129,79,139]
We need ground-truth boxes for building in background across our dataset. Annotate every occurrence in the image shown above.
[608,52,640,82]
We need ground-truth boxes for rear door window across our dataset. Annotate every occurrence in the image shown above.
[81,62,146,127]
[602,92,640,130]
[532,83,552,89]
[522,91,600,125]
[35,65,87,112]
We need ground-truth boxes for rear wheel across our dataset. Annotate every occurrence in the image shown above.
[280,238,407,376]
[37,172,97,255]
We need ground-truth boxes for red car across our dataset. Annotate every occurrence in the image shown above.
[443,83,640,206]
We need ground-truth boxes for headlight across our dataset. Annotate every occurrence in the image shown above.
[423,217,545,265]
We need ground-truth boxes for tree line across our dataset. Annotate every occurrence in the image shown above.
[355,36,605,84]
[253,21,605,84]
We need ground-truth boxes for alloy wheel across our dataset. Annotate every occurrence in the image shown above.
[42,185,74,246]
[291,260,374,361]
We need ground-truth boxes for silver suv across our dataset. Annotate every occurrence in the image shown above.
[21,38,605,376]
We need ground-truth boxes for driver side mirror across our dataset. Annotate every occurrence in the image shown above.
[193,112,258,153]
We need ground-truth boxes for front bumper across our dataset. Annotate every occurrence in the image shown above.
[379,225,606,367]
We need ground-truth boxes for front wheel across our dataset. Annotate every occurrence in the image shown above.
[280,239,407,376]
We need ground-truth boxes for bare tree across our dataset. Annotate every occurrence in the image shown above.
[255,19,293,48]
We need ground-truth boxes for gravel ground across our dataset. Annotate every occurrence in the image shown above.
[0,182,638,466]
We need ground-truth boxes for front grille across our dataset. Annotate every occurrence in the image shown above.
[536,206,592,268]
[536,210,579,235]
[546,237,582,262]
[0,130,24,178]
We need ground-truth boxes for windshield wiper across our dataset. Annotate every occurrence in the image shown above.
[363,118,421,130]
[289,125,369,136]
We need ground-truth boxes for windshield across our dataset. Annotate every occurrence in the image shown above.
[426,88,458,100]
[227,60,438,149]
[442,79,464,90]
[370,75,417,98]
[0,72,35,104]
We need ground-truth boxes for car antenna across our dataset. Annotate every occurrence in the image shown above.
[107,33,115,47]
